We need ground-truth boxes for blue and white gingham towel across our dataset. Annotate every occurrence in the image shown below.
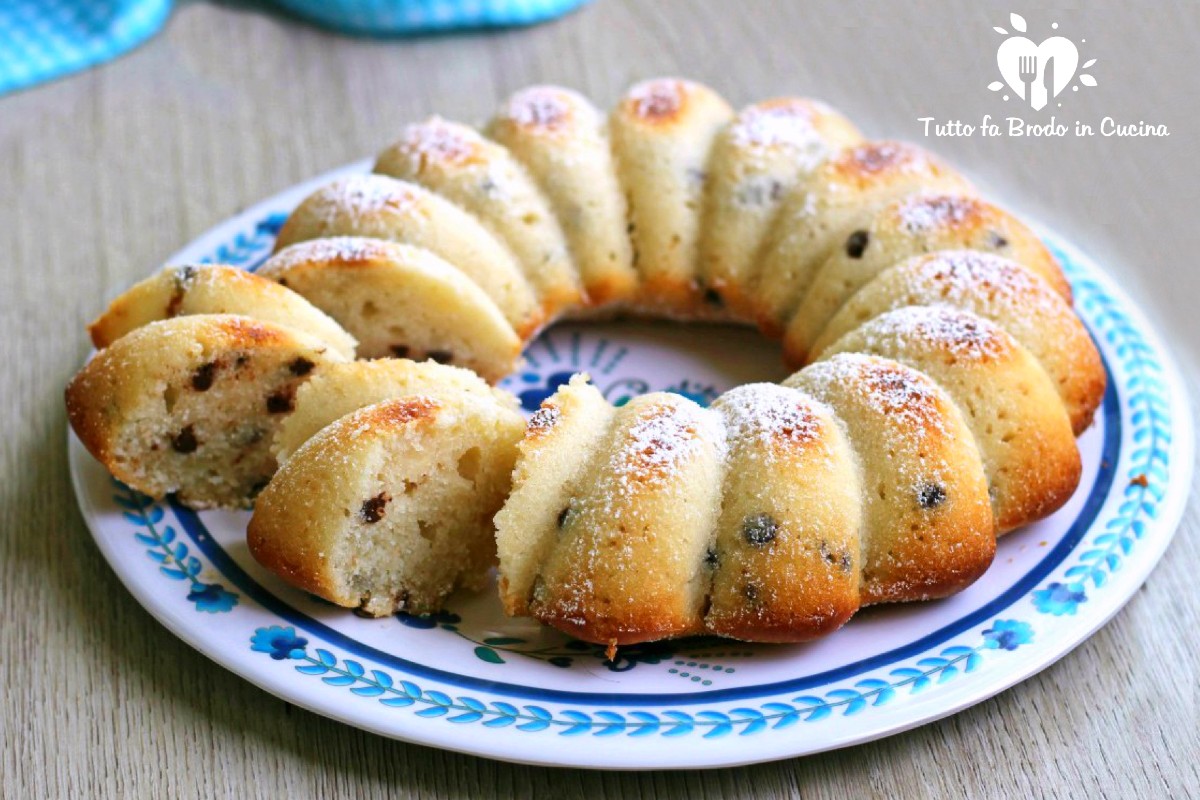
[0,0,589,97]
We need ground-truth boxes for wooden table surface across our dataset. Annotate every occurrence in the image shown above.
[3,1,1197,796]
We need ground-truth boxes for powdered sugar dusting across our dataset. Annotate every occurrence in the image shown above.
[910,250,1043,297]
[320,175,419,218]
[613,397,722,486]
[264,236,394,273]
[527,403,562,435]
[614,400,705,482]
[897,194,977,232]
[858,363,944,430]
[501,87,575,132]
[715,384,822,457]
[793,189,819,220]
[171,264,200,290]
[817,249,1068,355]
[841,141,928,176]
[729,101,821,151]
[799,354,948,437]
[398,117,483,172]
[900,250,1066,322]
[857,306,1008,361]
[627,79,684,121]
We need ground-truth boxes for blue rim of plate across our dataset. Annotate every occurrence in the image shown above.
[70,161,1194,766]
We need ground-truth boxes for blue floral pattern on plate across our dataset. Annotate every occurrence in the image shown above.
[1031,582,1089,616]
[251,626,310,660]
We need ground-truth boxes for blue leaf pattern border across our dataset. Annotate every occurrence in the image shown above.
[105,212,1179,740]
[113,480,238,614]
[1028,245,1171,618]
[245,621,1029,738]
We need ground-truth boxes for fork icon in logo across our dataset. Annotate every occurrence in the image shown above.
[1018,55,1038,100]
[992,14,1095,110]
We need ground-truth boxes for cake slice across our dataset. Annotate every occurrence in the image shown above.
[258,237,521,382]
[494,375,616,617]
[783,354,995,604]
[818,306,1081,532]
[88,263,356,359]
[697,98,861,317]
[248,394,525,615]
[811,250,1105,434]
[487,86,637,307]
[609,78,734,313]
[526,391,726,649]
[374,117,581,316]
[67,314,348,508]
[273,358,517,462]
[706,383,862,641]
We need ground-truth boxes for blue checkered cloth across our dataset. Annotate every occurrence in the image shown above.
[0,0,589,97]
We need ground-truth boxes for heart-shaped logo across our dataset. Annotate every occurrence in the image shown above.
[997,36,1079,110]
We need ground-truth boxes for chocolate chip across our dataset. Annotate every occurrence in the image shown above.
[845,230,869,259]
[427,350,453,365]
[818,541,854,573]
[556,506,571,528]
[742,513,778,547]
[266,389,295,414]
[288,357,315,376]
[361,492,391,523]
[390,344,410,359]
[704,546,720,569]
[191,362,217,391]
[171,425,198,454]
[167,266,197,317]
[703,288,723,307]
[917,482,946,509]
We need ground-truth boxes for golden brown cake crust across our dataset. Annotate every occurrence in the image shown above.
[87,264,357,359]
[498,358,998,647]
[811,250,1105,435]
[74,76,1101,650]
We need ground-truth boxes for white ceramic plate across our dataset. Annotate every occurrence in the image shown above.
[70,161,1194,769]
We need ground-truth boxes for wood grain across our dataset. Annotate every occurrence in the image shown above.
[2,1,1197,797]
